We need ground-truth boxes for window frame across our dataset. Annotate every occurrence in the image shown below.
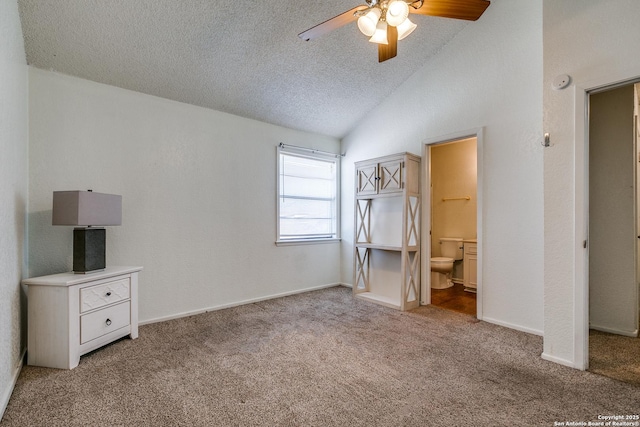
[276,144,341,246]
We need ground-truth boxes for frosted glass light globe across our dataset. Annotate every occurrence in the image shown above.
[357,8,382,37]
[397,17,417,40]
[386,1,409,27]
[369,20,389,45]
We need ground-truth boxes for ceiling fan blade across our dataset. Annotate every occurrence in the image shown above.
[298,5,369,41]
[409,0,490,21]
[378,25,398,63]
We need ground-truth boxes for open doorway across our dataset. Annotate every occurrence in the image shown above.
[421,131,482,318]
[587,81,640,385]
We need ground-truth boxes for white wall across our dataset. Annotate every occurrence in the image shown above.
[543,0,640,367]
[341,0,544,334]
[28,69,341,324]
[0,0,28,418]
[589,85,637,336]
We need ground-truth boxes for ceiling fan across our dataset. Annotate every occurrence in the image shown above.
[298,0,490,63]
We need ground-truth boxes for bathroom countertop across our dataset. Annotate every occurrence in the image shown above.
[463,239,477,243]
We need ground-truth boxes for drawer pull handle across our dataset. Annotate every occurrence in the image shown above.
[106,291,112,297]
[105,318,112,326]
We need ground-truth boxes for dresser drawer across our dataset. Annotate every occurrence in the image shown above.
[80,301,130,344]
[80,278,130,313]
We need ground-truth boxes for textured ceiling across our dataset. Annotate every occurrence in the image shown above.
[18,0,470,138]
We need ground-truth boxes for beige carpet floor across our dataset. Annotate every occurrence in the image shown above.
[589,329,640,386]
[2,286,639,426]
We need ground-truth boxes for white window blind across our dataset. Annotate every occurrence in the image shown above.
[277,145,340,243]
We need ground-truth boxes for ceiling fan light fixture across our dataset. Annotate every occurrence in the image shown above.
[298,0,491,62]
[396,16,417,40]
[386,0,409,27]
[369,20,389,44]
[357,8,382,37]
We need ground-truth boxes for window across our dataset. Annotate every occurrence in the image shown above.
[277,145,340,244]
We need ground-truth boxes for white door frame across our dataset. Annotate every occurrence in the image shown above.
[574,72,640,370]
[421,128,484,320]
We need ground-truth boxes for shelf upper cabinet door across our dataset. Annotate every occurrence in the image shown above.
[356,163,378,196]
[378,160,403,194]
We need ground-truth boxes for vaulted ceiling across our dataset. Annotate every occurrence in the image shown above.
[18,0,473,138]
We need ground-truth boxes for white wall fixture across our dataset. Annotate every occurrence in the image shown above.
[552,74,572,90]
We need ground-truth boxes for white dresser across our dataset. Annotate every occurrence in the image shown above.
[23,266,142,369]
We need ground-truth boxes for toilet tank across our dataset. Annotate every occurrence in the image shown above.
[440,237,464,260]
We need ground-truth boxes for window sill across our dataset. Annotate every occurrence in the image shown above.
[275,238,341,247]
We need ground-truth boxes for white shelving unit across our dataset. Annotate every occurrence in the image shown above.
[353,152,421,311]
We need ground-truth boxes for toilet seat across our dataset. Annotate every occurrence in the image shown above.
[431,257,453,264]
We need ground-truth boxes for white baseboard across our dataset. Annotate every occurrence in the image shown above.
[340,283,352,289]
[482,316,543,336]
[590,324,639,337]
[140,283,345,326]
[1,349,25,421]
[541,352,578,369]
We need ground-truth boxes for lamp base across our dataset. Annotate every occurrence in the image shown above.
[73,228,106,273]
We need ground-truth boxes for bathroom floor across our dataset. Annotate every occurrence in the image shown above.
[430,283,476,317]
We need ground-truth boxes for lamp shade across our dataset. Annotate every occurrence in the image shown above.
[52,191,122,226]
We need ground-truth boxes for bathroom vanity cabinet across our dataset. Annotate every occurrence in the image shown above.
[463,241,477,292]
[353,152,421,311]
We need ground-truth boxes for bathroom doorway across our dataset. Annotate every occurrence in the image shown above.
[421,130,482,318]
[587,81,640,385]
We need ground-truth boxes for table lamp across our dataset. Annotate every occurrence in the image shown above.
[52,190,122,273]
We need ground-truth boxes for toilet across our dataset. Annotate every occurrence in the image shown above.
[431,237,464,289]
